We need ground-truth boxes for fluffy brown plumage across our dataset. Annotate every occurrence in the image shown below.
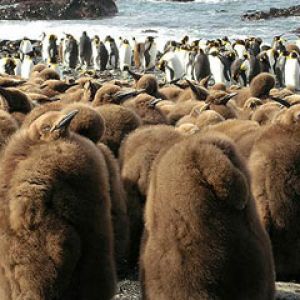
[249,107,300,281]
[96,104,142,157]
[123,93,168,125]
[0,110,19,150]
[119,125,182,267]
[141,132,275,299]
[0,110,116,299]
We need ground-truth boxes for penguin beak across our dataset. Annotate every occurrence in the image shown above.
[149,98,163,108]
[51,110,79,132]
[219,93,238,105]
[112,89,146,103]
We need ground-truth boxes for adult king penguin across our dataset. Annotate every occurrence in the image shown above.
[285,51,300,90]
[79,31,92,68]
[144,36,157,71]
[209,49,230,85]
[19,37,33,61]
[119,39,132,71]
[159,50,185,82]
[92,35,101,71]
[21,54,34,79]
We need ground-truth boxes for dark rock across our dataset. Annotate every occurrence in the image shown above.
[0,0,118,20]
[291,28,300,35]
[141,29,158,34]
[242,5,300,21]
[167,0,194,2]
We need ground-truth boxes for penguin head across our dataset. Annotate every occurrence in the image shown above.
[147,36,155,43]
[28,110,79,142]
[289,51,299,59]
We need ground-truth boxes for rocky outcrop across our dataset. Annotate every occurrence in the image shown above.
[242,5,300,21]
[0,0,118,20]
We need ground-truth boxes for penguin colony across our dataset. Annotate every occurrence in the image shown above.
[1,33,300,91]
[0,33,300,300]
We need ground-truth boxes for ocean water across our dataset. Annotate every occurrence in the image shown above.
[0,0,299,50]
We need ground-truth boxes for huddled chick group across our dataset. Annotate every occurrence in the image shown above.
[0,60,299,299]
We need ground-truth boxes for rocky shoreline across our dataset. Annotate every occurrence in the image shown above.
[0,0,118,20]
[242,5,300,21]
[112,280,300,300]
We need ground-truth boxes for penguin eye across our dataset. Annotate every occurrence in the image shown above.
[41,125,51,133]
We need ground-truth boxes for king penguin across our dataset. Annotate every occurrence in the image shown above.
[159,50,185,82]
[99,41,109,71]
[275,49,288,87]
[92,35,101,71]
[108,37,119,70]
[209,50,230,86]
[284,51,300,91]
[193,48,211,82]
[19,37,33,61]
[144,36,157,71]
[233,40,246,59]
[41,32,49,63]
[119,39,132,71]
[21,54,34,79]
[14,55,22,77]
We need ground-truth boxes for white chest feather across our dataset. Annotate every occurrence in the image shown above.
[285,59,300,90]
[209,56,226,84]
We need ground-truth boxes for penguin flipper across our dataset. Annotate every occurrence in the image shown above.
[219,55,231,82]
[144,50,151,69]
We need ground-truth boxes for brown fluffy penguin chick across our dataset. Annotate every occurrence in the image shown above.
[231,87,251,108]
[227,97,263,120]
[175,103,207,126]
[249,107,300,281]
[250,73,275,99]
[123,93,168,125]
[177,83,209,103]
[211,83,227,91]
[0,110,116,299]
[285,94,300,106]
[0,77,25,88]
[62,103,129,276]
[59,80,98,104]
[206,91,237,120]
[41,80,78,94]
[39,68,60,81]
[271,104,300,126]
[207,119,261,160]
[63,103,105,144]
[96,104,142,157]
[0,110,18,150]
[0,87,32,125]
[97,143,129,277]
[0,87,32,114]
[251,102,284,125]
[32,63,47,73]
[167,100,202,125]
[22,102,64,128]
[93,84,121,106]
[27,93,51,105]
[141,132,275,300]
[175,123,199,135]
[269,88,294,99]
[159,85,183,102]
[194,110,225,130]
[135,74,165,98]
[119,125,182,267]
[148,99,175,119]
